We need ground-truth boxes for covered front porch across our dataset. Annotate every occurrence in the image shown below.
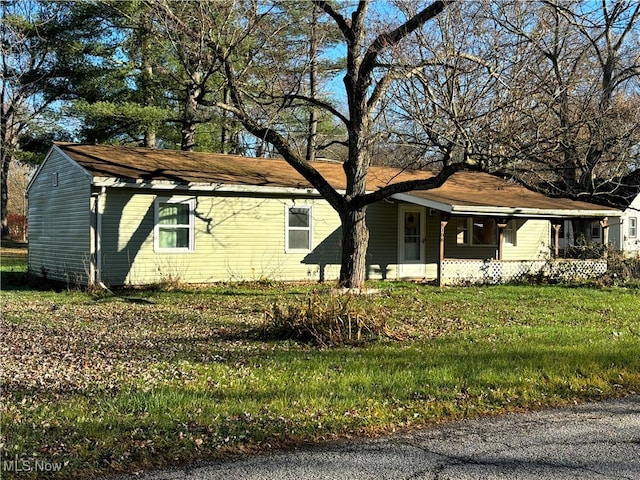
[390,174,621,285]
[434,214,612,286]
[439,257,609,286]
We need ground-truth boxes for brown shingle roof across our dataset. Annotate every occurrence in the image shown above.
[55,142,430,189]
[55,142,618,215]
[405,173,610,212]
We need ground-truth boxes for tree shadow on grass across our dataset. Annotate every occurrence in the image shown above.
[0,270,75,292]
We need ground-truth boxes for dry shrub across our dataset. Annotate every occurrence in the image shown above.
[262,292,391,347]
[598,248,640,286]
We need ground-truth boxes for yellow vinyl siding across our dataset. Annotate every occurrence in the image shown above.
[99,191,155,285]
[501,219,550,260]
[93,189,555,286]
[27,150,92,284]
[99,191,345,285]
[443,217,550,261]
[364,201,399,280]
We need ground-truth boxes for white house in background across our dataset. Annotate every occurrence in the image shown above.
[609,193,640,256]
[555,193,639,257]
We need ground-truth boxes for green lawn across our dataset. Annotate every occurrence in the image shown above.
[1,246,639,479]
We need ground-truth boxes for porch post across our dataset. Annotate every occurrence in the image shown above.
[496,219,509,261]
[599,217,609,244]
[552,221,563,257]
[438,214,450,287]
[600,217,609,256]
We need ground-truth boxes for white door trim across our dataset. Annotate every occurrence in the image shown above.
[398,205,426,278]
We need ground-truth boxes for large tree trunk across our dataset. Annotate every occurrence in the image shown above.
[139,12,156,149]
[338,205,369,288]
[181,82,200,151]
[339,122,371,288]
[181,121,196,151]
[221,87,232,154]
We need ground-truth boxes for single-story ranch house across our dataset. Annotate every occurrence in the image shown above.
[26,143,621,286]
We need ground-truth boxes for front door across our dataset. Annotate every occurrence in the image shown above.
[398,205,426,278]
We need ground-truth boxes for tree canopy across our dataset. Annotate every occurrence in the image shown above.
[3,1,639,286]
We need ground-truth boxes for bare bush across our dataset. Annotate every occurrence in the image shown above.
[262,292,392,347]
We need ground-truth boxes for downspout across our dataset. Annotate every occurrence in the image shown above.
[91,187,105,287]
[97,187,104,284]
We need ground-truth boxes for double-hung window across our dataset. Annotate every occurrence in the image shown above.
[154,197,195,252]
[503,220,517,246]
[629,217,637,239]
[286,205,312,253]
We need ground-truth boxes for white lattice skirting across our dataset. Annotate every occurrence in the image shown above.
[442,259,608,285]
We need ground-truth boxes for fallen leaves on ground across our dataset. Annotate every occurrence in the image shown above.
[1,296,268,396]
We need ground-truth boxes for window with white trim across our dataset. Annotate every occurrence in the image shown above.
[629,217,637,239]
[154,197,195,252]
[590,220,601,239]
[286,205,312,253]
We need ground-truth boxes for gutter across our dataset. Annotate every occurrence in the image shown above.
[448,205,622,219]
[391,193,622,219]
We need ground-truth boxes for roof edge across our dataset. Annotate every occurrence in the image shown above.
[449,205,622,218]
[394,192,622,218]
[391,193,453,213]
[26,144,94,195]
[92,178,333,197]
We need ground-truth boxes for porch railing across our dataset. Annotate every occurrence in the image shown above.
[441,259,607,285]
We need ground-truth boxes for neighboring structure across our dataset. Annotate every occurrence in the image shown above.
[608,193,640,256]
[555,193,639,257]
[26,143,621,286]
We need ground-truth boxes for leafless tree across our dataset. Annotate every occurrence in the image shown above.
[7,160,32,241]
[497,1,640,202]
[1,2,61,238]
[382,1,518,170]
[148,1,235,152]
[389,1,640,208]
[151,0,476,288]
